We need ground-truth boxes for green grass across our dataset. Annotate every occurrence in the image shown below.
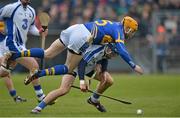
[0,74,180,117]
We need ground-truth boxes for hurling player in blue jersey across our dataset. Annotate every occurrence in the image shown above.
[4,16,143,92]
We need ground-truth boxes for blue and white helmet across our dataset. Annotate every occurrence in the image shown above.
[104,43,119,59]
[106,43,119,55]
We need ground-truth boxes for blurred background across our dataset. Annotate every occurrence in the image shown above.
[0,0,180,73]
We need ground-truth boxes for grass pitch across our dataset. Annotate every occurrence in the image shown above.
[0,73,180,117]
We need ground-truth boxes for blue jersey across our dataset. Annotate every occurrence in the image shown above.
[84,20,125,44]
[84,20,136,69]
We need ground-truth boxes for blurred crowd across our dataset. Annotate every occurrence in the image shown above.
[36,0,180,34]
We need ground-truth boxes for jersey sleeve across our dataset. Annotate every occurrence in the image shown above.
[112,28,136,69]
[78,51,95,81]
[0,4,15,18]
[29,25,40,36]
[115,42,136,69]
[78,59,88,80]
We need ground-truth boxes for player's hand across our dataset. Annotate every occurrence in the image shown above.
[80,80,89,92]
[39,27,48,37]
[134,65,143,75]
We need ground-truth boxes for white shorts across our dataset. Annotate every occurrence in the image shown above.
[60,24,91,54]
[0,39,26,58]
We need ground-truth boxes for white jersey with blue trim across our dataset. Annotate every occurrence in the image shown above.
[0,1,38,51]
[76,45,105,74]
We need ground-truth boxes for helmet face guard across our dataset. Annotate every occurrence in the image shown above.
[124,28,136,39]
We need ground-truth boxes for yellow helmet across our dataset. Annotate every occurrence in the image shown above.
[121,16,138,31]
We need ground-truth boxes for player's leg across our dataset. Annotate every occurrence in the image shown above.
[17,38,65,59]
[0,57,26,102]
[88,70,113,112]
[24,24,89,85]
[31,74,75,113]
[7,38,65,61]
[24,49,83,84]
[65,50,83,73]
[16,57,45,101]
[92,71,113,98]
[24,41,83,85]
[2,76,27,102]
[44,38,66,59]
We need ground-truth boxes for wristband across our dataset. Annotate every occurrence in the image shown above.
[80,80,85,85]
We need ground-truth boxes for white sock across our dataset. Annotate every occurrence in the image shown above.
[38,94,45,101]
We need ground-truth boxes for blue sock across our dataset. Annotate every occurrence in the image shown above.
[9,89,16,98]
[92,91,100,99]
[38,65,68,77]
[11,48,44,60]
[34,85,45,101]
[38,100,47,109]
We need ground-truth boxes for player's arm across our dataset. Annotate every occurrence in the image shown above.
[77,58,89,92]
[29,24,40,36]
[116,41,136,68]
[78,58,88,81]
[113,30,143,74]
[78,48,102,81]
[78,50,99,92]
[29,24,48,37]
[28,9,41,36]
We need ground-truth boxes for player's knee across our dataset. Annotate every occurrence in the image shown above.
[64,65,72,73]
[30,62,39,71]
[0,72,9,77]
[44,51,54,59]
[57,87,70,96]
[105,77,114,87]
[61,88,70,95]
[0,68,10,77]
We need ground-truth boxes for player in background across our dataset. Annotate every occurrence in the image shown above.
[29,43,119,113]
[4,16,143,93]
[0,0,48,102]
[0,21,26,102]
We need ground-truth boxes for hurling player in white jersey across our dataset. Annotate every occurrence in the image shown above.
[0,21,26,102]
[0,0,47,102]
[30,43,118,113]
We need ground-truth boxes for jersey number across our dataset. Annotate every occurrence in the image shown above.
[95,20,112,26]
[22,19,28,30]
